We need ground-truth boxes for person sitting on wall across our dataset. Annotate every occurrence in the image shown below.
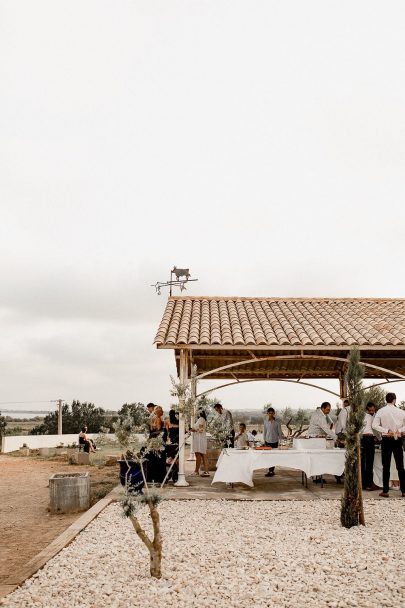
[78,426,96,453]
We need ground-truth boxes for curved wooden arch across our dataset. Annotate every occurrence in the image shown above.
[196,378,340,399]
[195,354,405,382]
[364,379,405,391]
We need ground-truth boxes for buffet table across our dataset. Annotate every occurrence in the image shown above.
[212,448,346,487]
[373,450,404,487]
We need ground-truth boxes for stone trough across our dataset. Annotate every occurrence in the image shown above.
[49,472,90,514]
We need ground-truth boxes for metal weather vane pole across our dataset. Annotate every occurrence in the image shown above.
[151,266,198,296]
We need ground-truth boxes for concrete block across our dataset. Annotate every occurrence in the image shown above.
[38,448,49,457]
[49,472,90,514]
[77,452,90,465]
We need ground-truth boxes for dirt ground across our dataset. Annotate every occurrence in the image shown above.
[0,454,119,584]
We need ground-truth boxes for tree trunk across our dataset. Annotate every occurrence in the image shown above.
[149,545,162,578]
[129,503,163,579]
[357,441,365,526]
[149,503,162,578]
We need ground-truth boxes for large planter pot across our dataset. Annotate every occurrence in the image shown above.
[207,439,222,471]
[118,460,145,494]
[49,472,90,514]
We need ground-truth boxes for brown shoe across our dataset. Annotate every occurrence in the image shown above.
[379,492,389,498]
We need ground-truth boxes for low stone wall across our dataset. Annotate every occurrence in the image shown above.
[1,433,116,453]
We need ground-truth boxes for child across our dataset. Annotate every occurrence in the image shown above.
[235,423,249,448]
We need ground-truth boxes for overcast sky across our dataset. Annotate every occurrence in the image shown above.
[1,1,405,414]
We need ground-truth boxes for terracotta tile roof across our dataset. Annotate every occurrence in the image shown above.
[154,297,405,348]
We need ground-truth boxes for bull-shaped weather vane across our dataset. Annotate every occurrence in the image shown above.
[151,266,198,296]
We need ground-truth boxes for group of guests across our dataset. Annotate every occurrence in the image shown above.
[145,402,212,479]
[307,393,405,496]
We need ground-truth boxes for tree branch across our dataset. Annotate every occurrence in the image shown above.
[129,515,153,552]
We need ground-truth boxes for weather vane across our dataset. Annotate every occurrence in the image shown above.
[151,266,198,296]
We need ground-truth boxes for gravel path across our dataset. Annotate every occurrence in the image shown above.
[2,499,405,608]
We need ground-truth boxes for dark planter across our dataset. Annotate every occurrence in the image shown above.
[118,460,145,494]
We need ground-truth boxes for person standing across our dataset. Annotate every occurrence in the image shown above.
[372,392,405,498]
[263,407,284,477]
[146,406,166,484]
[190,410,210,477]
[361,402,380,491]
[213,403,235,448]
[146,402,156,433]
[308,403,338,440]
[335,399,350,437]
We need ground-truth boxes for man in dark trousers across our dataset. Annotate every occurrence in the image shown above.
[372,392,405,498]
[263,407,284,477]
[361,402,380,491]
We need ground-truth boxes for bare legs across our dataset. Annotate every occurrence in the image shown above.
[194,452,209,475]
[195,452,202,474]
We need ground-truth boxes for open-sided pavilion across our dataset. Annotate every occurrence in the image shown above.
[154,296,405,485]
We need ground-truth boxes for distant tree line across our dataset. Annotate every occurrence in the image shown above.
[30,400,114,435]
[28,400,145,435]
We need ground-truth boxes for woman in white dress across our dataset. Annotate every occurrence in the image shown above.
[190,410,209,476]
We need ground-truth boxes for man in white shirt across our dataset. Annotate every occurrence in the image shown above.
[335,399,350,436]
[308,403,337,440]
[372,392,405,497]
[361,402,380,491]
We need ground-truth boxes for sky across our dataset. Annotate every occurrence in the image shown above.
[1,1,405,414]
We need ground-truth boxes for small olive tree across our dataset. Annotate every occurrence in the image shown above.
[112,405,165,578]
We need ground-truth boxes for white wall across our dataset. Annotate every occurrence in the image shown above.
[1,433,116,453]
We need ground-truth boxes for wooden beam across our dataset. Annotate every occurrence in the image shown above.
[156,344,405,352]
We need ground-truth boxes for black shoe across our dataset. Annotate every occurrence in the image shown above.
[265,471,275,477]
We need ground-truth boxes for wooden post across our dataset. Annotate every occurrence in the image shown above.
[175,349,189,487]
[57,399,63,435]
[339,373,348,399]
[187,374,196,461]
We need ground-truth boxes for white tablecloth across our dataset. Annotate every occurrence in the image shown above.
[373,450,404,487]
[212,448,346,487]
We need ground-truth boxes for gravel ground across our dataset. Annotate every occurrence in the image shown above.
[2,499,405,608]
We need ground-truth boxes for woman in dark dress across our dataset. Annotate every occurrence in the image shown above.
[146,406,166,484]
[167,408,179,445]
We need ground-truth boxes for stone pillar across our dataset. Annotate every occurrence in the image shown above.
[175,349,189,487]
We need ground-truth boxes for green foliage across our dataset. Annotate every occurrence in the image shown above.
[170,365,198,421]
[0,411,7,439]
[363,385,386,410]
[279,407,311,437]
[121,489,164,518]
[30,400,106,435]
[341,348,365,528]
[117,402,148,427]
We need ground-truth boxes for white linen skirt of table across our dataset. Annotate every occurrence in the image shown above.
[212,449,346,487]
[373,450,405,487]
